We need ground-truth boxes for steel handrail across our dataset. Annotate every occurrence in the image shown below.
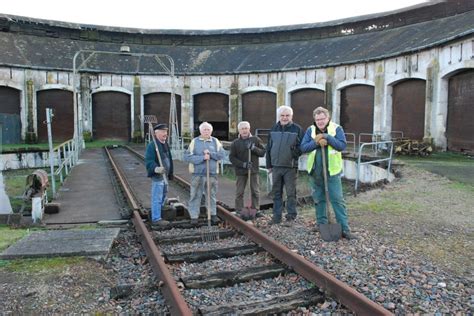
[355,140,394,193]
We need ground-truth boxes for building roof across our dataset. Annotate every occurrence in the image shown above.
[0,1,473,75]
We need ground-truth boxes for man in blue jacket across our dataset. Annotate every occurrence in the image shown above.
[145,123,174,227]
[266,105,304,225]
[300,106,357,239]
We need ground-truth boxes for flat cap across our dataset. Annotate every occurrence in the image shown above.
[153,123,168,130]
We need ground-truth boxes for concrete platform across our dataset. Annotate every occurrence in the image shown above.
[0,228,120,259]
[44,148,123,224]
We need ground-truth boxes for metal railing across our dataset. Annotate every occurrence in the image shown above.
[344,132,356,154]
[355,140,394,194]
[53,139,78,186]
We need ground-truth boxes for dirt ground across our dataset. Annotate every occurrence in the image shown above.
[344,162,473,279]
[1,155,472,314]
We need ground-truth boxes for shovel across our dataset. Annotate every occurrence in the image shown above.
[241,148,257,220]
[201,158,219,242]
[319,144,342,242]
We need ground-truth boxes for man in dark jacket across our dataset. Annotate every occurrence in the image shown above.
[229,121,266,219]
[145,123,174,227]
[266,105,304,224]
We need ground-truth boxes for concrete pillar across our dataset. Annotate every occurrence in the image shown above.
[276,73,286,106]
[80,74,92,134]
[25,79,36,143]
[133,76,142,142]
[325,67,335,113]
[182,83,192,139]
[425,59,440,145]
[374,62,385,134]
[229,80,239,139]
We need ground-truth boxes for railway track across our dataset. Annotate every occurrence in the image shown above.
[104,145,392,315]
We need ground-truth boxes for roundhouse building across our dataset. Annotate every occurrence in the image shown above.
[0,1,473,151]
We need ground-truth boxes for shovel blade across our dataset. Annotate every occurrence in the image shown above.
[320,223,342,242]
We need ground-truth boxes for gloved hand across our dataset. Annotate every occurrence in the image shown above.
[154,166,165,174]
[314,133,324,143]
[318,139,328,147]
[247,141,255,150]
[168,174,174,181]
[243,161,253,169]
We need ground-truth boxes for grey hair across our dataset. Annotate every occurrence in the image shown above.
[199,122,213,132]
[313,106,330,118]
[277,105,293,116]
[237,121,250,130]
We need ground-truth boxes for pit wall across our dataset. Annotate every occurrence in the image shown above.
[0,152,57,171]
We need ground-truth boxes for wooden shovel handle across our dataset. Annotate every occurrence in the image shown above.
[320,145,331,223]
[206,158,211,221]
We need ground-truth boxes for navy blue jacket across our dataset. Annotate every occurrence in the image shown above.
[265,121,304,169]
[145,140,174,181]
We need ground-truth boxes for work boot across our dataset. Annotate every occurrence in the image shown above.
[342,231,359,240]
[269,218,281,225]
[211,215,219,225]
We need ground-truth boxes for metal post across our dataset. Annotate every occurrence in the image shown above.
[46,108,56,197]
[58,150,64,183]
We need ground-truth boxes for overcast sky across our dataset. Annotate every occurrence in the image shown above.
[2,0,428,30]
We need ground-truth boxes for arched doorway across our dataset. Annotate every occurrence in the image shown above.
[340,84,374,138]
[291,88,325,130]
[37,89,74,142]
[242,91,276,142]
[92,91,131,140]
[144,92,182,134]
[0,86,21,144]
[447,69,474,151]
[193,93,229,139]
[392,79,426,140]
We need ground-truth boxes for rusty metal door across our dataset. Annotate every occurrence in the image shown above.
[193,93,229,139]
[0,86,21,143]
[242,91,276,142]
[144,92,182,133]
[37,89,74,142]
[447,69,474,152]
[291,88,325,130]
[340,85,374,136]
[392,79,426,140]
[92,91,131,140]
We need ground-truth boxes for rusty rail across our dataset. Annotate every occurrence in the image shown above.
[217,207,392,315]
[172,160,392,316]
[105,146,193,315]
[132,211,193,316]
[122,145,392,315]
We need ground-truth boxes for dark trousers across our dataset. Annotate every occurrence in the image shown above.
[235,173,260,211]
[271,167,297,220]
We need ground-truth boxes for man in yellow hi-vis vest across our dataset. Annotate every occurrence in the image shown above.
[300,107,357,240]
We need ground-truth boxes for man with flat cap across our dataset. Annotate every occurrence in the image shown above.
[145,123,174,227]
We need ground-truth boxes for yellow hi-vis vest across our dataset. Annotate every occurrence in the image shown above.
[306,122,343,176]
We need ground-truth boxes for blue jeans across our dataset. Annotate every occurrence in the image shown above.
[309,174,350,232]
[151,179,167,222]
